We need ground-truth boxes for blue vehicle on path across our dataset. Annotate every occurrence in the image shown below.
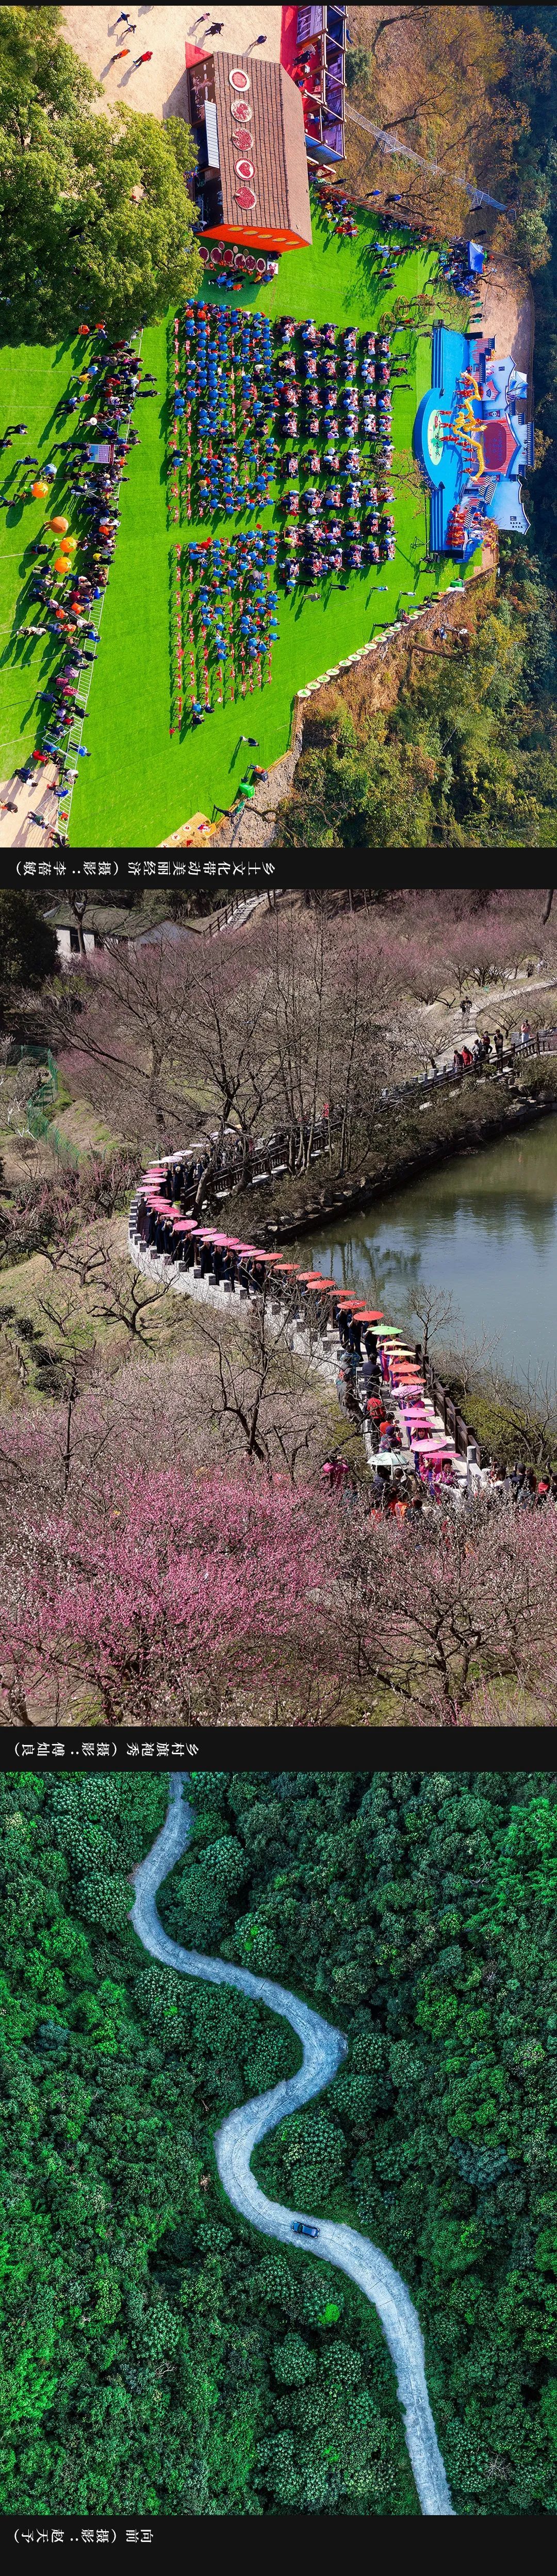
[292,2221,319,2239]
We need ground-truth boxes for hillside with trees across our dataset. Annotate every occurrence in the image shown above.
[2,886,557,1726]
[276,547,557,847]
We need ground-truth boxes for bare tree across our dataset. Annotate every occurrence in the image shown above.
[46,934,199,1148]
[189,947,273,1206]
[186,1281,330,1480]
[37,1236,175,1353]
[406,1279,457,1364]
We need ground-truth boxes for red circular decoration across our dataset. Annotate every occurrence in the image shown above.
[235,158,254,180]
[234,187,256,208]
[229,68,249,89]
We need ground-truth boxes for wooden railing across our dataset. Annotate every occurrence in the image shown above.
[161,1028,557,1212]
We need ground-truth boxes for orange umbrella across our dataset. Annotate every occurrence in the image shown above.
[48,516,69,534]
[31,480,48,499]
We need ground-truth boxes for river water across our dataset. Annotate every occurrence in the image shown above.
[296,1112,557,1387]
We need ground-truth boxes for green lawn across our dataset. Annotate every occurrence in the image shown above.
[0,334,79,785]
[0,207,480,846]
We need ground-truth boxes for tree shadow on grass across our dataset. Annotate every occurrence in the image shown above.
[41,405,71,438]
[50,337,79,369]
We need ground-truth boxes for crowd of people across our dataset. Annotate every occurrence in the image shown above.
[4,323,153,836]
[132,1151,557,1520]
[131,1165,467,1513]
[273,319,398,588]
[173,302,277,522]
[168,295,398,598]
[178,528,278,720]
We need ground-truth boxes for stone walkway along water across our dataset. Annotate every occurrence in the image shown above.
[129,1772,454,2516]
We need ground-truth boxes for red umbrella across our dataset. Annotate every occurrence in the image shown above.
[390,1361,422,1374]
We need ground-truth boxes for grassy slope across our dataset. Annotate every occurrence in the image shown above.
[65,209,479,849]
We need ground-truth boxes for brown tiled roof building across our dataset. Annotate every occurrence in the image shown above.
[187,50,312,254]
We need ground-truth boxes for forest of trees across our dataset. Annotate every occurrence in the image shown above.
[346,5,555,268]
[0,5,201,341]
[2,1766,557,2517]
[276,550,557,847]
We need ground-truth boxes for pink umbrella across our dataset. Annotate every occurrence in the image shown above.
[411,1437,454,1453]
[238,1245,274,1258]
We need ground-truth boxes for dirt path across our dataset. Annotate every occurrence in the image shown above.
[61,6,283,126]
[0,757,62,850]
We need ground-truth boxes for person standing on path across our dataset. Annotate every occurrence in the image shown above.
[133,51,153,66]
[110,49,130,63]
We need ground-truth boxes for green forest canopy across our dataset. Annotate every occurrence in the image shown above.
[0,4,201,341]
[2,1768,557,2516]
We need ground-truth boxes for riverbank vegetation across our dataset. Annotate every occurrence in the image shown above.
[4,1766,556,2516]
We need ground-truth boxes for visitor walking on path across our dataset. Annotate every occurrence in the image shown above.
[134,51,153,66]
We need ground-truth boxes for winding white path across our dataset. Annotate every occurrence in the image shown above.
[129,1773,453,2516]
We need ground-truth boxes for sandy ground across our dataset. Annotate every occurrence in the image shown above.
[472,261,534,383]
[0,759,64,850]
[61,5,284,124]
